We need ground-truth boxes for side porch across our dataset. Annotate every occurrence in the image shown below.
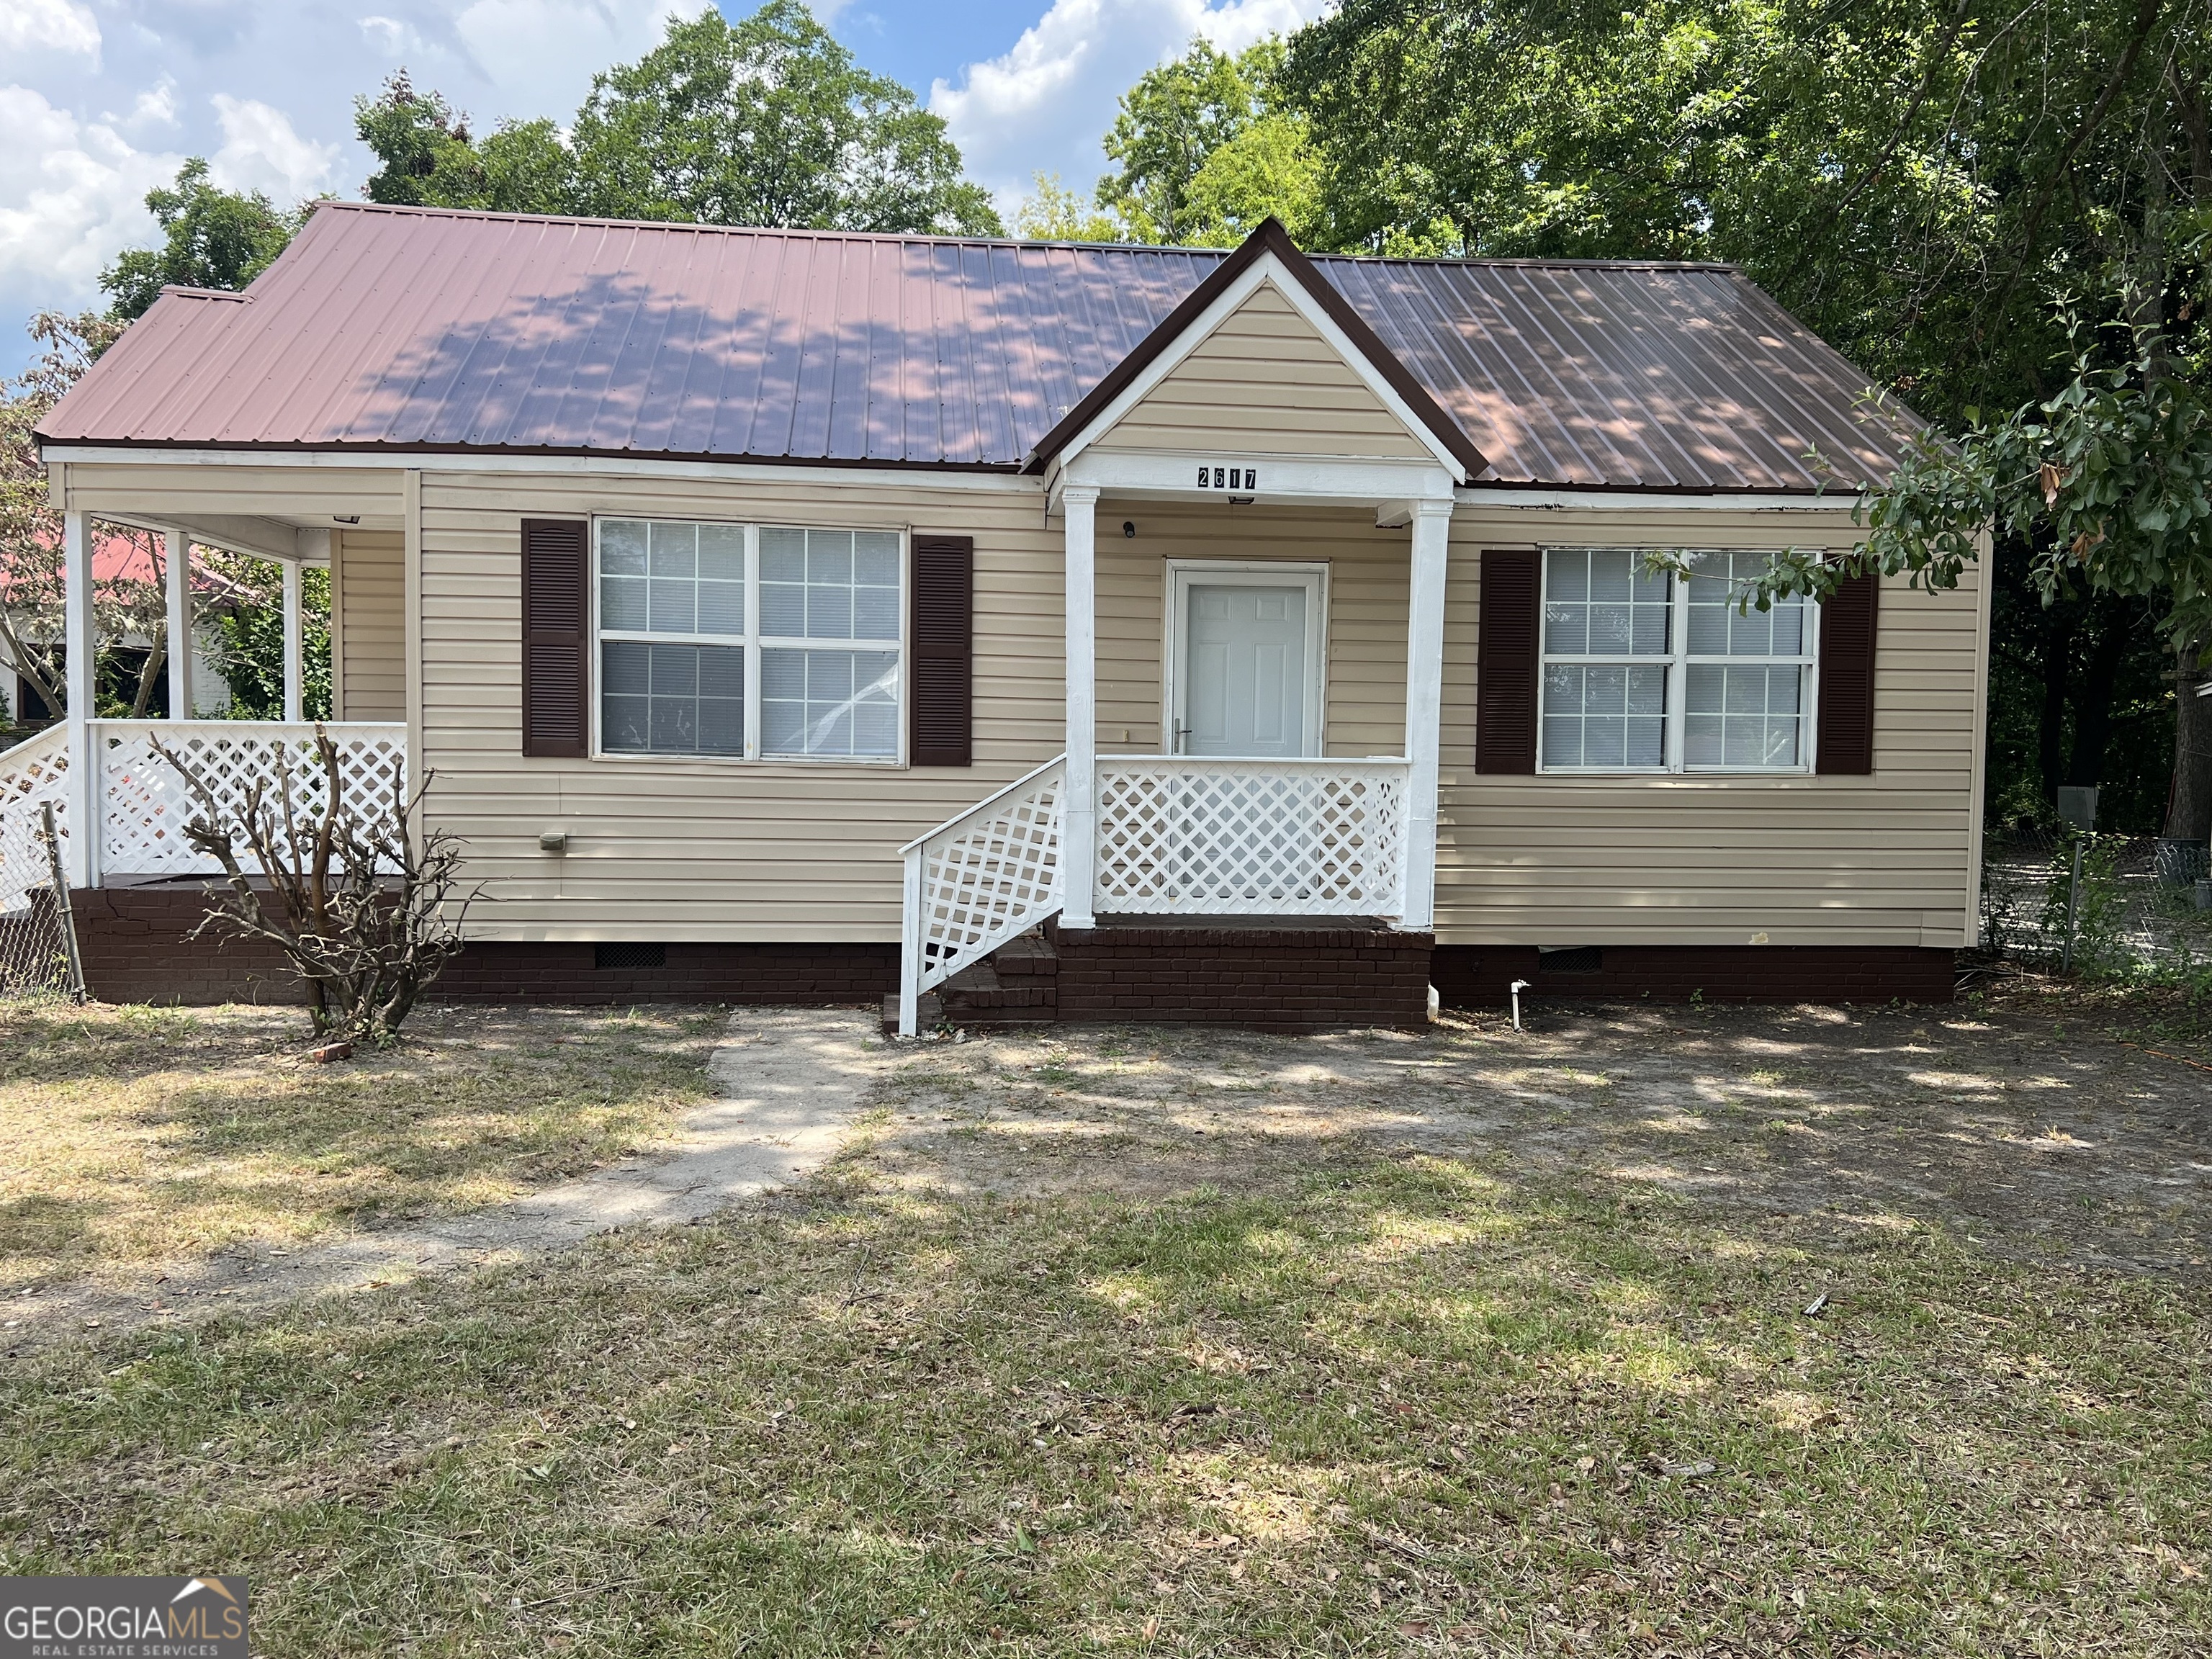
[2,507,408,922]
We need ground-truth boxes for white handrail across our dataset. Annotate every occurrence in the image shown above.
[0,726,71,915]
[898,753,1071,855]
[898,755,1066,1036]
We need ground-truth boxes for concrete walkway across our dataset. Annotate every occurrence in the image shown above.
[3,1007,887,1349]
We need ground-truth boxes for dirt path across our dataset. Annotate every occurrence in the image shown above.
[2,1007,886,1349]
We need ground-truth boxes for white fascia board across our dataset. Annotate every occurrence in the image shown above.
[1455,485,1869,513]
[39,444,1043,496]
[1049,256,1470,482]
[1057,448,1455,511]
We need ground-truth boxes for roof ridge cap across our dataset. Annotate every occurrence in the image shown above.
[312,199,1244,256]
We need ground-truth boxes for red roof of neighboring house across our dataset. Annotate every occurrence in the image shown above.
[0,528,220,598]
[37,200,1923,493]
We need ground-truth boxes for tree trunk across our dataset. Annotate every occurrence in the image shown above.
[2037,606,2074,804]
[2064,596,2142,788]
[2166,641,2212,843]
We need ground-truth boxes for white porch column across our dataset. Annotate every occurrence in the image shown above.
[1061,484,1101,930]
[281,557,304,722]
[164,529,194,719]
[62,511,98,888]
[1401,499,1452,931]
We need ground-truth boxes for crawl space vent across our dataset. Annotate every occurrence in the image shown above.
[1537,946,1602,975]
[595,943,667,969]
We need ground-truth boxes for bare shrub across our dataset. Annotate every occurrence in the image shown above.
[154,725,472,1040]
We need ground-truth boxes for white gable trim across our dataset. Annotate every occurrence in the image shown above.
[1045,255,1471,484]
[1056,447,1454,511]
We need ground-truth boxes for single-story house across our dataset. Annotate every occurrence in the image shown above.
[14,203,1987,1025]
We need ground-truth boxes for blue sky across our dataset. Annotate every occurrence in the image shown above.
[0,0,1325,376]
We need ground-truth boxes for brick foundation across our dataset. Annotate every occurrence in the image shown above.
[1429,943,1958,1008]
[1050,917,1436,1030]
[433,940,896,1005]
[61,884,1955,1016]
[63,884,896,1007]
[71,886,305,1004]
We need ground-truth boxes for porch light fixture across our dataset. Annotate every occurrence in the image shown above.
[332,515,360,524]
[1123,521,1136,538]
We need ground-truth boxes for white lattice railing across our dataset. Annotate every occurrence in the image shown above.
[898,755,1065,1035]
[96,721,409,876]
[1094,756,1409,917]
[0,726,71,915]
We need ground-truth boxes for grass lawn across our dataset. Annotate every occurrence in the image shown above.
[4,993,2208,1655]
[0,1002,724,1292]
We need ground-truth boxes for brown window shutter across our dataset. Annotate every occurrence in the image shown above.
[1816,572,1879,775]
[1475,547,1541,774]
[521,518,589,758]
[909,534,974,767]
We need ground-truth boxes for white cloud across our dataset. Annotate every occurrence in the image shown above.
[357,15,417,56]
[451,0,694,114]
[0,0,101,58]
[931,0,1327,215]
[207,94,341,202]
[0,86,176,314]
[118,76,179,132]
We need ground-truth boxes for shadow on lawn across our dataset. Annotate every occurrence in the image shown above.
[0,1002,721,1288]
[12,1141,2203,1657]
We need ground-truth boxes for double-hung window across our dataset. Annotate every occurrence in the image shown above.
[595,518,904,763]
[1539,547,1815,773]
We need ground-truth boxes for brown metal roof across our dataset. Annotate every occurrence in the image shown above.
[40,202,1920,491]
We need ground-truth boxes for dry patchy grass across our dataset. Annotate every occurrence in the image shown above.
[0,1002,724,1292]
[6,999,2211,1655]
[4,1157,2208,1656]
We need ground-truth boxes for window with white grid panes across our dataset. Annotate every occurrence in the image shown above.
[1537,547,1817,773]
[1540,548,1671,770]
[759,527,902,759]
[593,518,904,763]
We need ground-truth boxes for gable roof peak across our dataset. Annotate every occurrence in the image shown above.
[1023,217,1488,480]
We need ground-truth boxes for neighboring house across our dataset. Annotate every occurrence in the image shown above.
[1,528,234,731]
[15,202,1987,1021]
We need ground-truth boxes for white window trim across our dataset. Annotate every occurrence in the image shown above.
[589,515,911,767]
[1161,559,1331,758]
[1536,547,1822,776]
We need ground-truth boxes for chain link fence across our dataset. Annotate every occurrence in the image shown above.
[0,801,85,1002]
[1981,827,2212,976]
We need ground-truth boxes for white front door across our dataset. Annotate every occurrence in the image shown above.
[1169,565,1326,757]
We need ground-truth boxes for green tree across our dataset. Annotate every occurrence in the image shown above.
[356,4,1000,235]
[1094,39,1321,246]
[206,553,332,722]
[1275,0,2212,840]
[99,160,304,320]
[1013,174,1128,242]
[356,74,578,215]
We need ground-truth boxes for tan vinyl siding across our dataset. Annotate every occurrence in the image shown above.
[1091,281,1431,460]
[1096,503,1408,757]
[52,457,1986,954]
[333,529,405,720]
[415,470,1062,943]
[1436,507,1987,950]
[58,462,406,526]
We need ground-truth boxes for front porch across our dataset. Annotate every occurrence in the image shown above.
[896,467,1457,1035]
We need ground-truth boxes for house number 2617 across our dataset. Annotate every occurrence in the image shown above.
[1200,464,1257,490]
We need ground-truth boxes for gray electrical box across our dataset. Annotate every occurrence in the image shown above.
[2056,785,2099,832]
